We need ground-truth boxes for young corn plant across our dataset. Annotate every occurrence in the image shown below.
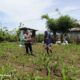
[68,65,80,80]
[0,64,18,80]
[27,74,45,80]
[32,53,51,80]
[61,64,68,80]
[59,58,69,80]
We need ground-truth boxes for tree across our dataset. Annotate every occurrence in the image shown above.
[58,15,76,33]
[42,14,58,43]
[42,14,49,20]
[42,14,79,43]
[57,15,77,42]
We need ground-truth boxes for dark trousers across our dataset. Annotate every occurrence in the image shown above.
[25,43,33,54]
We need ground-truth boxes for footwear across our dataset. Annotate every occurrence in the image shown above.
[24,53,29,55]
[31,53,35,56]
[50,50,52,53]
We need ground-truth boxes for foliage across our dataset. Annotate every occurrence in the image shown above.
[0,28,18,42]
[41,14,49,20]
[36,34,44,43]
[57,15,76,33]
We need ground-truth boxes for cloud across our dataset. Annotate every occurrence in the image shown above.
[61,6,80,13]
[0,0,80,32]
[48,5,80,19]
[0,0,53,21]
[0,0,54,31]
[60,6,80,20]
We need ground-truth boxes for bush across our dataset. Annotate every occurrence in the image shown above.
[0,28,18,42]
[36,34,44,43]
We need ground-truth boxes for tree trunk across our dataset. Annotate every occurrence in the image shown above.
[53,31,56,43]
[60,33,64,43]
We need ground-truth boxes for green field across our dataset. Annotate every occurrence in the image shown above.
[0,42,80,80]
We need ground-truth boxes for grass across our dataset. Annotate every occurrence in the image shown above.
[0,42,80,80]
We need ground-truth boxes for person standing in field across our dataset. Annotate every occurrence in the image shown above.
[43,31,52,54]
[23,30,34,55]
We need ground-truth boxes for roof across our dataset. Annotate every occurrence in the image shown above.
[69,28,80,32]
[20,27,37,31]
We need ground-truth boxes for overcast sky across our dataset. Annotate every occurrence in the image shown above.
[0,0,80,33]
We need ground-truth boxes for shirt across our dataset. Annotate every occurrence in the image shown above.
[24,33,32,43]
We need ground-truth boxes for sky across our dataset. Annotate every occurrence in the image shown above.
[0,0,80,33]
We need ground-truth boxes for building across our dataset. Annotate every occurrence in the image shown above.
[67,28,80,43]
[55,28,80,44]
[19,27,37,45]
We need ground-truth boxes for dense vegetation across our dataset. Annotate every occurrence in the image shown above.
[0,42,80,80]
[0,28,18,42]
